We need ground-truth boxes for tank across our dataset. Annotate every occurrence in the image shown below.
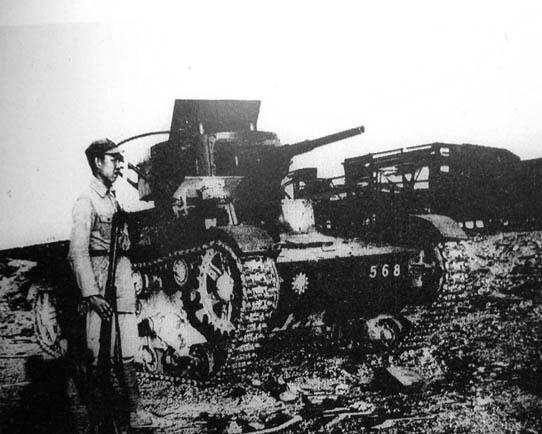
[33,100,467,381]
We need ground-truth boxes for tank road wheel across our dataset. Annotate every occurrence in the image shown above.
[408,245,446,303]
[138,342,159,372]
[191,244,243,338]
[33,291,66,357]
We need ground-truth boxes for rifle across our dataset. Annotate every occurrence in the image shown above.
[97,211,124,370]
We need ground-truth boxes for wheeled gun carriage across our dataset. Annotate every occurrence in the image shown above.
[34,100,466,380]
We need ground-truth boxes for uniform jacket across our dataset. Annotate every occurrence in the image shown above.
[68,177,120,298]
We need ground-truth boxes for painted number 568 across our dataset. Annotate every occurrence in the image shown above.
[369,264,401,278]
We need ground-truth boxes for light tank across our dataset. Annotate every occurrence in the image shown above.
[33,100,467,380]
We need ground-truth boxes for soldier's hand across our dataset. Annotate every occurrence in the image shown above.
[87,295,113,320]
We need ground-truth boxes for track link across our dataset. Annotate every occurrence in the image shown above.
[218,256,280,378]
[440,240,470,293]
[132,240,280,383]
[33,291,66,358]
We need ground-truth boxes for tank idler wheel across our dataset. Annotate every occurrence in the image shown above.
[408,245,446,303]
[139,342,159,372]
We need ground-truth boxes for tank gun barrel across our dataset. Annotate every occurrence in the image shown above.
[284,125,365,157]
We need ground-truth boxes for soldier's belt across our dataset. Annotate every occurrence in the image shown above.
[90,250,109,257]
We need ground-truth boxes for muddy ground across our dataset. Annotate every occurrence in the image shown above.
[0,232,541,433]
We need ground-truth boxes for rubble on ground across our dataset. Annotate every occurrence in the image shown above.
[1,232,541,433]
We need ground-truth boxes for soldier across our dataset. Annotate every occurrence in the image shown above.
[68,139,153,433]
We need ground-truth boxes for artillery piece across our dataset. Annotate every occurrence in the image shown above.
[34,100,466,381]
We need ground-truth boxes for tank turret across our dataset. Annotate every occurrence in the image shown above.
[133,100,365,230]
[33,99,462,384]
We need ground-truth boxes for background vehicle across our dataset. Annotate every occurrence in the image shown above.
[333,143,542,234]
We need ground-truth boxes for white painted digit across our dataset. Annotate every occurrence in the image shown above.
[369,265,377,278]
[382,264,389,277]
[394,264,401,276]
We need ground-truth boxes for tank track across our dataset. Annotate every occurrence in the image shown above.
[135,240,469,384]
[33,291,66,358]
[440,240,470,288]
[217,255,280,378]
[132,240,280,384]
[410,241,468,304]
[268,241,468,346]
[33,239,469,385]
[360,241,470,346]
[436,240,471,318]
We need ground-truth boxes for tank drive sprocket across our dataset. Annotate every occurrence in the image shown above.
[189,244,243,338]
[132,239,280,381]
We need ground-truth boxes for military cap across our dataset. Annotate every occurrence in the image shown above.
[85,138,124,166]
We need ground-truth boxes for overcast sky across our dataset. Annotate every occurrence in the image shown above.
[1,1,542,249]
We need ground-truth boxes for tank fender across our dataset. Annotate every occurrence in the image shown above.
[410,214,467,241]
[211,224,277,255]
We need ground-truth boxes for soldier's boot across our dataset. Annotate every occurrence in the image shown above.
[84,424,101,434]
[86,366,111,433]
[85,422,113,434]
[129,410,154,429]
[117,361,154,429]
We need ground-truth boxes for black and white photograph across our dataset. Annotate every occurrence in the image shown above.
[1,1,541,433]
